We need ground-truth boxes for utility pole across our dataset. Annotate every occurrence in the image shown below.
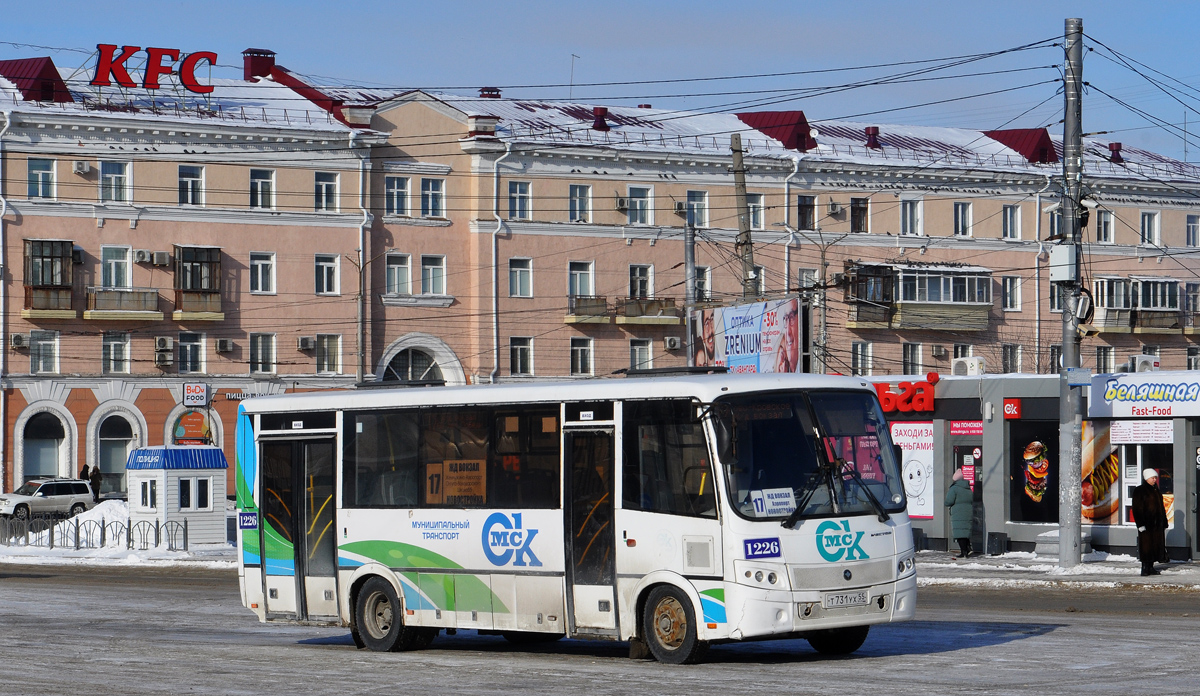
[684,221,696,366]
[731,133,756,298]
[1057,17,1085,568]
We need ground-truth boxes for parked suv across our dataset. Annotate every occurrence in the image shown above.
[0,479,94,520]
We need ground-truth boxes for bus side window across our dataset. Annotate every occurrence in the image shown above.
[344,411,420,507]
[622,400,716,519]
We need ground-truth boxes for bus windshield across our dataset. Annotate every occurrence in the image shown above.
[713,390,905,522]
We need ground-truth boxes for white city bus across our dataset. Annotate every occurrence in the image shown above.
[234,372,916,663]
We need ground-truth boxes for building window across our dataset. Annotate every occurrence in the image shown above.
[569,262,593,297]
[1136,279,1179,310]
[140,480,158,510]
[178,165,203,206]
[176,247,221,292]
[629,265,652,299]
[1142,345,1160,358]
[421,255,446,295]
[25,240,72,288]
[1188,215,1200,248]
[851,342,872,376]
[1050,283,1064,313]
[314,172,338,212]
[382,348,443,383]
[1187,283,1200,313]
[850,197,869,233]
[386,254,411,295]
[628,186,651,225]
[30,330,58,374]
[249,252,275,294]
[953,344,973,359]
[798,268,817,296]
[686,191,708,228]
[953,202,972,237]
[1002,204,1021,240]
[508,181,531,220]
[27,159,54,199]
[178,477,212,511]
[797,195,816,230]
[102,331,129,374]
[900,200,922,236]
[569,185,591,222]
[100,161,128,203]
[249,333,275,374]
[510,337,533,376]
[1140,211,1160,245]
[902,343,922,375]
[1049,344,1062,372]
[1188,346,1200,370]
[315,254,339,295]
[1002,344,1022,373]
[570,337,593,376]
[316,334,340,374]
[249,169,274,209]
[178,333,203,374]
[1094,278,1132,309]
[101,246,130,289]
[694,266,711,301]
[1097,210,1114,244]
[1002,276,1022,311]
[896,269,991,304]
[747,193,764,230]
[385,176,409,216]
[509,258,532,298]
[421,178,445,217]
[1096,346,1116,373]
[630,338,652,371]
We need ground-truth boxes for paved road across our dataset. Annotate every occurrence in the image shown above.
[1,564,1195,695]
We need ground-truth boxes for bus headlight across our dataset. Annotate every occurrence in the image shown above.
[896,555,915,578]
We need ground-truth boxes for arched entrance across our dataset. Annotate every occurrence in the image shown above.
[382,347,444,383]
[375,332,466,386]
[23,412,64,483]
[98,415,134,496]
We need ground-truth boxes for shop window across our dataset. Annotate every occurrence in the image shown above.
[179,477,212,511]
[23,412,64,482]
[98,415,132,496]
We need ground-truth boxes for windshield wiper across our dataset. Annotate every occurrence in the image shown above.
[838,459,890,523]
[781,460,840,529]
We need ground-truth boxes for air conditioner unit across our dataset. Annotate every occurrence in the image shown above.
[673,201,687,216]
[72,160,90,175]
[298,336,317,351]
[154,352,173,367]
[9,333,28,349]
[151,251,171,266]
[133,249,152,263]
[663,336,682,351]
[930,345,948,359]
[827,201,843,215]
[215,338,233,353]
[951,357,986,376]
[615,197,628,211]
[1130,355,1160,372]
[154,336,173,352]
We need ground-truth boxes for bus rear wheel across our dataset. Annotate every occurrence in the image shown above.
[356,576,425,652]
[806,625,870,655]
[642,585,707,664]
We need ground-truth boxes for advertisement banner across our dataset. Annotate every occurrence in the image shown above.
[891,421,934,519]
[1082,421,1121,525]
[1089,373,1200,418]
[1009,421,1059,523]
[692,299,800,373]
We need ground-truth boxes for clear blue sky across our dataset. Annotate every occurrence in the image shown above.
[5,1,1199,159]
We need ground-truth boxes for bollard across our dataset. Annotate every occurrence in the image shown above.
[183,518,189,551]
[75,518,80,551]
[100,518,106,547]
[127,520,132,550]
[155,519,160,548]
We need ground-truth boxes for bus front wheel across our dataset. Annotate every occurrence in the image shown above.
[641,585,708,664]
[806,625,870,655]
[355,577,409,652]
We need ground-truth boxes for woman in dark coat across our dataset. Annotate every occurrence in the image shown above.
[944,468,973,559]
[1131,468,1168,576]
[89,465,103,503]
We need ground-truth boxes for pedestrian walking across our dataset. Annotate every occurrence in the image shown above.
[945,467,973,560]
[89,465,103,503]
[1131,468,1168,576]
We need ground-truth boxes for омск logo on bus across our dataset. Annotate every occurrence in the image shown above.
[482,512,542,567]
[815,520,869,563]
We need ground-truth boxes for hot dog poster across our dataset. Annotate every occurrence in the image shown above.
[1082,421,1121,525]
[1009,421,1060,523]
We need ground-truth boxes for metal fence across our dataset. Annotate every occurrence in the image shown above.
[0,515,189,551]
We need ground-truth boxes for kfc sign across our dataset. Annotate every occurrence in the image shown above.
[90,44,217,94]
[875,372,938,413]
[1002,398,1022,419]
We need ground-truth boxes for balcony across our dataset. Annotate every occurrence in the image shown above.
[84,287,163,321]
[1082,307,1132,334]
[1133,309,1182,334]
[846,300,990,331]
[22,286,77,319]
[173,289,225,321]
[1186,312,1200,335]
[565,295,610,324]
[615,297,681,325]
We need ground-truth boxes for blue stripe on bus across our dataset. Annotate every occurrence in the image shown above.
[243,550,261,566]
[700,596,727,624]
[337,557,364,568]
[264,557,295,575]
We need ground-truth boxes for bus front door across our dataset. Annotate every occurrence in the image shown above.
[260,439,338,621]
[564,429,617,634]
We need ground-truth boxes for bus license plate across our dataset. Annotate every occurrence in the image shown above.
[823,591,868,609]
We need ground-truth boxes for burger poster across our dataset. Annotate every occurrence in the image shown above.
[1009,421,1059,523]
[891,421,934,519]
[1081,421,1121,525]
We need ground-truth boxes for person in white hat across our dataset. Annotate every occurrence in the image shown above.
[1131,468,1168,576]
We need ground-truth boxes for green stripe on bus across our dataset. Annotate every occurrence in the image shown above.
[341,540,509,613]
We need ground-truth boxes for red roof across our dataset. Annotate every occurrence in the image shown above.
[983,128,1058,164]
[0,57,73,103]
[736,111,816,151]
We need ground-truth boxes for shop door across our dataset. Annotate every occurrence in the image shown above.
[259,439,338,620]
[564,429,617,634]
[951,444,985,552]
